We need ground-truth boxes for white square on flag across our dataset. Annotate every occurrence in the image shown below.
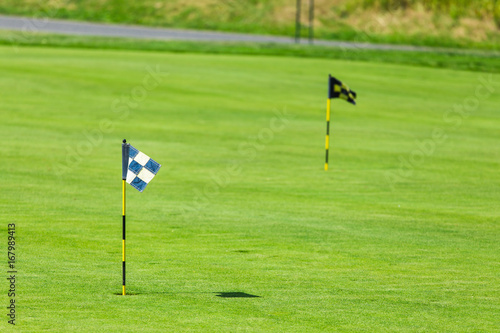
[126,145,161,192]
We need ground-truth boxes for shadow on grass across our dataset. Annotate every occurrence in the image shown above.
[114,291,261,298]
[215,292,260,298]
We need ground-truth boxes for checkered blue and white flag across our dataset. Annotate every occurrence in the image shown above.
[125,145,161,192]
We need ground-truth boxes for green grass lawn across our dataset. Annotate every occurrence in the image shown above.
[1,45,499,332]
[2,31,500,74]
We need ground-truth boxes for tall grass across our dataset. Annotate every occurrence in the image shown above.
[431,0,500,27]
[358,0,500,26]
[0,0,498,46]
[360,0,493,11]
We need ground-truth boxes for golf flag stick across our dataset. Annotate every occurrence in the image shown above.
[324,75,356,170]
[121,139,130,296]
[325,74,332,171]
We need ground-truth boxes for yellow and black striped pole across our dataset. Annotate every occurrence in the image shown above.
[121,139,130,296]
[325,98,331,171]
[325,74,332,171]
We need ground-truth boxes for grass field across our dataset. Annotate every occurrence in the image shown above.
[2,31,500,74]
[1,45,499,332]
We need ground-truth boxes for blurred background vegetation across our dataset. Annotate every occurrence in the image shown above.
[0,0,498,49]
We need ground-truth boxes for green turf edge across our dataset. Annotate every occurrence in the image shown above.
[1,30,499,74]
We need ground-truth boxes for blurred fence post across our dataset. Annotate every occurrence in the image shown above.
[295,0,302,43]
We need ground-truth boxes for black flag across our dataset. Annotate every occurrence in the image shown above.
[329,76,357,105]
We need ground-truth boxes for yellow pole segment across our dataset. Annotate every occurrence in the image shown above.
[122,179,126,216]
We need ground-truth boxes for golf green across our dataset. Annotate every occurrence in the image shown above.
[1,45,498,332]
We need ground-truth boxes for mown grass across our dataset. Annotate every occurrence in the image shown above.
[0,45,499,332]
[1,30,500,74]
